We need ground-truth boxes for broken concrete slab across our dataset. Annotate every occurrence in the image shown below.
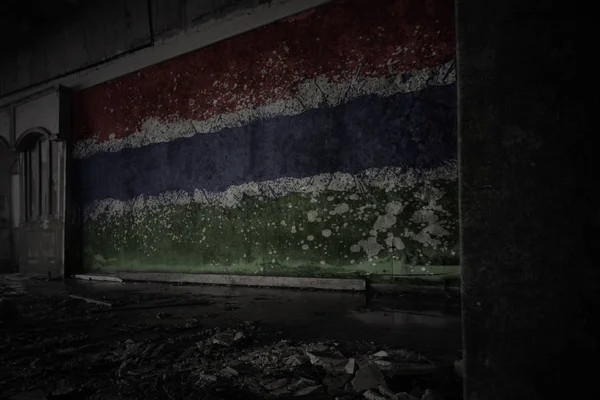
[211,330,244,346]
[345,357,356,374]
[378,384,396,398]
[364,389,388,400]
[352,364,388,392]
[394,393,420,400]
[294,384,323,396]
[264,378,290,391]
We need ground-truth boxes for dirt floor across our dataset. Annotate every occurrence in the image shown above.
[0,274,462,400]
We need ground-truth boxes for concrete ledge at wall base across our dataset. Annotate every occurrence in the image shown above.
[73,274,124,283]
[369,283,460,297]
[367,269,461,296]
[114,272,366,292]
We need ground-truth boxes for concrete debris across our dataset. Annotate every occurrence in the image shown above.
[323,372,352,392]
[345,357,356,374]
[197,371,218,384]
[0,277,459,400]
[305,343,348,372]
[421,389,440,400]
[264,378,290,390]
[364,389,388,400]
[69,294,112,308]
[288,377,318,392]
[8,389,47,400]
[378,384,397,398]
[285,354,309,367]
[211,330,244,346]
[352,364,388,392]
[295,384,324,396]
[220,366,239,377]
[395,393,421,400]
[271,387,292,396]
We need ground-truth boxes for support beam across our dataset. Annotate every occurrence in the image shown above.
[458,0,593,399]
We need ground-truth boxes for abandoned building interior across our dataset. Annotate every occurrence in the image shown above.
[0,0,592,399]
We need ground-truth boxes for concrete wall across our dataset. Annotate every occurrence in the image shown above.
[73,0,458,278]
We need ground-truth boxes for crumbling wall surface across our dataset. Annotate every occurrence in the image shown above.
[73,0,458,277]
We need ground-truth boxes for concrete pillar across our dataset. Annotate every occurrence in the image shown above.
[457,1,594,399]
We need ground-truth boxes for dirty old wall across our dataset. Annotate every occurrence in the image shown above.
[73,0,458,277]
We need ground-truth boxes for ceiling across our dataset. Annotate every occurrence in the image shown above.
[0,0,82,52]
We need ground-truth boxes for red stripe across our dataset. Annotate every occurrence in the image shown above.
[74,0,455,143]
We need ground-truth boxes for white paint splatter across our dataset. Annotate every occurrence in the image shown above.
[350,244,361,253]
[74,61,457,159]
[332,203,350,215]
[307,210,318,222]
[322,229,332,237]
[373,213,397,231]
[358,236,383,257]
[307,235,315,241]
[83,163,456,221]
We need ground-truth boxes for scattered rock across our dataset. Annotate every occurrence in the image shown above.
[421,389,440,400]
[323,373,352,389]
[264,378,290,391]
[373,351,389,358]
[156,312,171,319]
[306,345,347,372]
[295,385,323,396]
[285,354,309,367]
[345,358,356,374]
[197,371,217,384]
[271,387,292,396]
[211,330,244,347]
[395,393,421,400]
[185,318,199,328]
[378,384,396,398]
[352,364,388,392]
[221,366,239,377]
[364,389,388,400]
[127,365,155,377]
[8,389,46,400]
[288,377,318,392]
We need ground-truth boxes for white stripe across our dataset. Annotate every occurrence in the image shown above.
[84,160,457,221]
[74,61,456,159]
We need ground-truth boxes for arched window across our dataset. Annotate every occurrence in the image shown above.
[15,128,57,222]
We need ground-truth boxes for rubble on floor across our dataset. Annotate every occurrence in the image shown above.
[0,277,462,399]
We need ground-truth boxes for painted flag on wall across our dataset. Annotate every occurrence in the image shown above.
[73,0,458,277]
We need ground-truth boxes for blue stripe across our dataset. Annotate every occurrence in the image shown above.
[76,83,456,206]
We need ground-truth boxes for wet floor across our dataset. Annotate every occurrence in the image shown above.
[2,274,461,362]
